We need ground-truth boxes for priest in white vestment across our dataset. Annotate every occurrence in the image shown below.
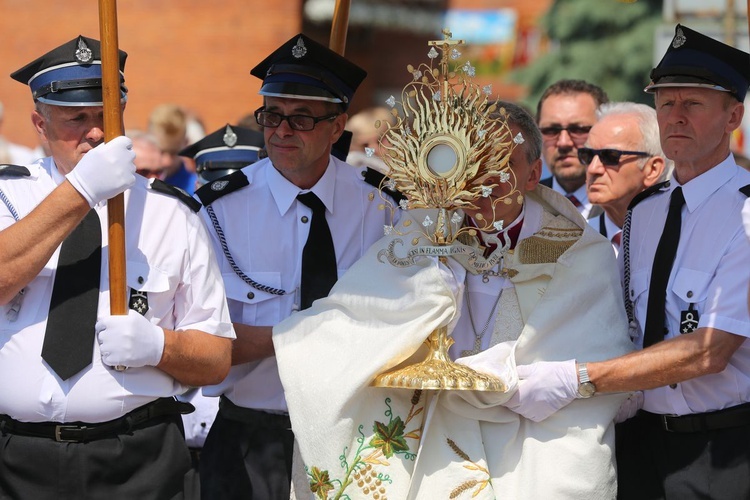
[274,100,634,499]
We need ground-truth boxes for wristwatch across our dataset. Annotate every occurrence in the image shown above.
[576,363,596,398]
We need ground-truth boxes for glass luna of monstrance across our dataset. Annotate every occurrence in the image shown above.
[369,30,524,392]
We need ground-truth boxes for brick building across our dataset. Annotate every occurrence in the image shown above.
[0,0,550,150]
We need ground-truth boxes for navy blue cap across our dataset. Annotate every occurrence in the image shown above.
[180,124,265,184]
[645,24,750,102]
[250,34,366,110]
[11,35,127,106]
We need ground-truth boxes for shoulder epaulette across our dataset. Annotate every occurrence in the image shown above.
[627,180,670,211]
[149,179,201,213]
[362,167,406,205]
[0,164,30,178]
[195,170,250,207]
[740,184,750,197]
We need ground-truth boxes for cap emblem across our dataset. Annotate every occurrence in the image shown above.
[211,180,230,191]
[292,37,307,59]
[223,125,238,147]
[672,27,687,49]
[75,38,93,63]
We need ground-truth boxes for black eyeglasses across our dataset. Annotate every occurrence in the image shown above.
[578,147,650,167]
[254,107,339,131]
[539,124,592,140]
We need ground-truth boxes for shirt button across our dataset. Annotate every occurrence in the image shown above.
[301,216,309,223]
[137,276,144,284]
[247,292,255,300]
[630,289,634,298]
[687,290,693,298]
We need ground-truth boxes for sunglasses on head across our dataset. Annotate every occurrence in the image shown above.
[578,147,650,167]
[539,124,592,140]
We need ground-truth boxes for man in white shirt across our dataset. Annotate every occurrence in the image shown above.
[0,35,233,499]
[196,34,398,500]
[498,24,750,499]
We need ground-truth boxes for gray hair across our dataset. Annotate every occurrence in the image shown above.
[34,102,53,121]
[596,102,673,182]
[491,100,542,165]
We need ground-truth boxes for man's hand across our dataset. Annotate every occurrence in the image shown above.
[66,136,136,207]
[502,359,579,422]
[96,310,165,368]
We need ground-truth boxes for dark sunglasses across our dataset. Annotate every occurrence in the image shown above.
[578,147,650,167]
[539,124,592,140]
[254,107,339,131]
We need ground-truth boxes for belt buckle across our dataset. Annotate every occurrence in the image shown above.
[55,424,82,443]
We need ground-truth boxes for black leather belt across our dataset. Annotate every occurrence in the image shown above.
[637,402,750,433]
[0,397,194,443]
[219,396,291,430]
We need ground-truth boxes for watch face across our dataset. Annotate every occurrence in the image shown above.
[578,381,596,398]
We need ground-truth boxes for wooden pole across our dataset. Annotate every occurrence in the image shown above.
[98,0,127,316]
[329,0,351,56]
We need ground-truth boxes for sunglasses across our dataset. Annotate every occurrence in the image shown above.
[539,124,592,140]
[578,147,650,167]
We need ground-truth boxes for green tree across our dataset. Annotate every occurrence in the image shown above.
[510,0,663,111]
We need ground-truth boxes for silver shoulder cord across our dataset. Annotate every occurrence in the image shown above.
[204,204,287,296]
[621,208,637,341]
[0,188,25,321]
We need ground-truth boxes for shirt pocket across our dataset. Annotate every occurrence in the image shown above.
[126,260,171,320]
[222,271,282,325]
[671,267,712,312]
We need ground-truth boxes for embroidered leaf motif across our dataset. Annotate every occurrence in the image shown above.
[370,416,409,458]
[307,395,424,499]
[309,467,334,499]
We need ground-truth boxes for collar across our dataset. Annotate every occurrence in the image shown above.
[470,203,527,251]
[268,156,338,216]
[673,154,737,213]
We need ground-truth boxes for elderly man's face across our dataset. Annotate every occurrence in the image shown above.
[585,113,654,209]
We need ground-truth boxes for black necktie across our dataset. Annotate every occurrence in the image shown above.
[297,192,337,310]
[643,187,685,347]
[42,209,102,380]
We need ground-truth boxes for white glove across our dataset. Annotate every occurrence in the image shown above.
[96,310,165,368]
[614,391,643,423]
[453,341,517,408]
[66,136,136,207]
[501,359,578,422]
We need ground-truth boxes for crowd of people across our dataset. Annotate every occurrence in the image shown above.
[0,21,749,500]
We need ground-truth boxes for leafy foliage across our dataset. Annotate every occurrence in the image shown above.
[510,0,663,110]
